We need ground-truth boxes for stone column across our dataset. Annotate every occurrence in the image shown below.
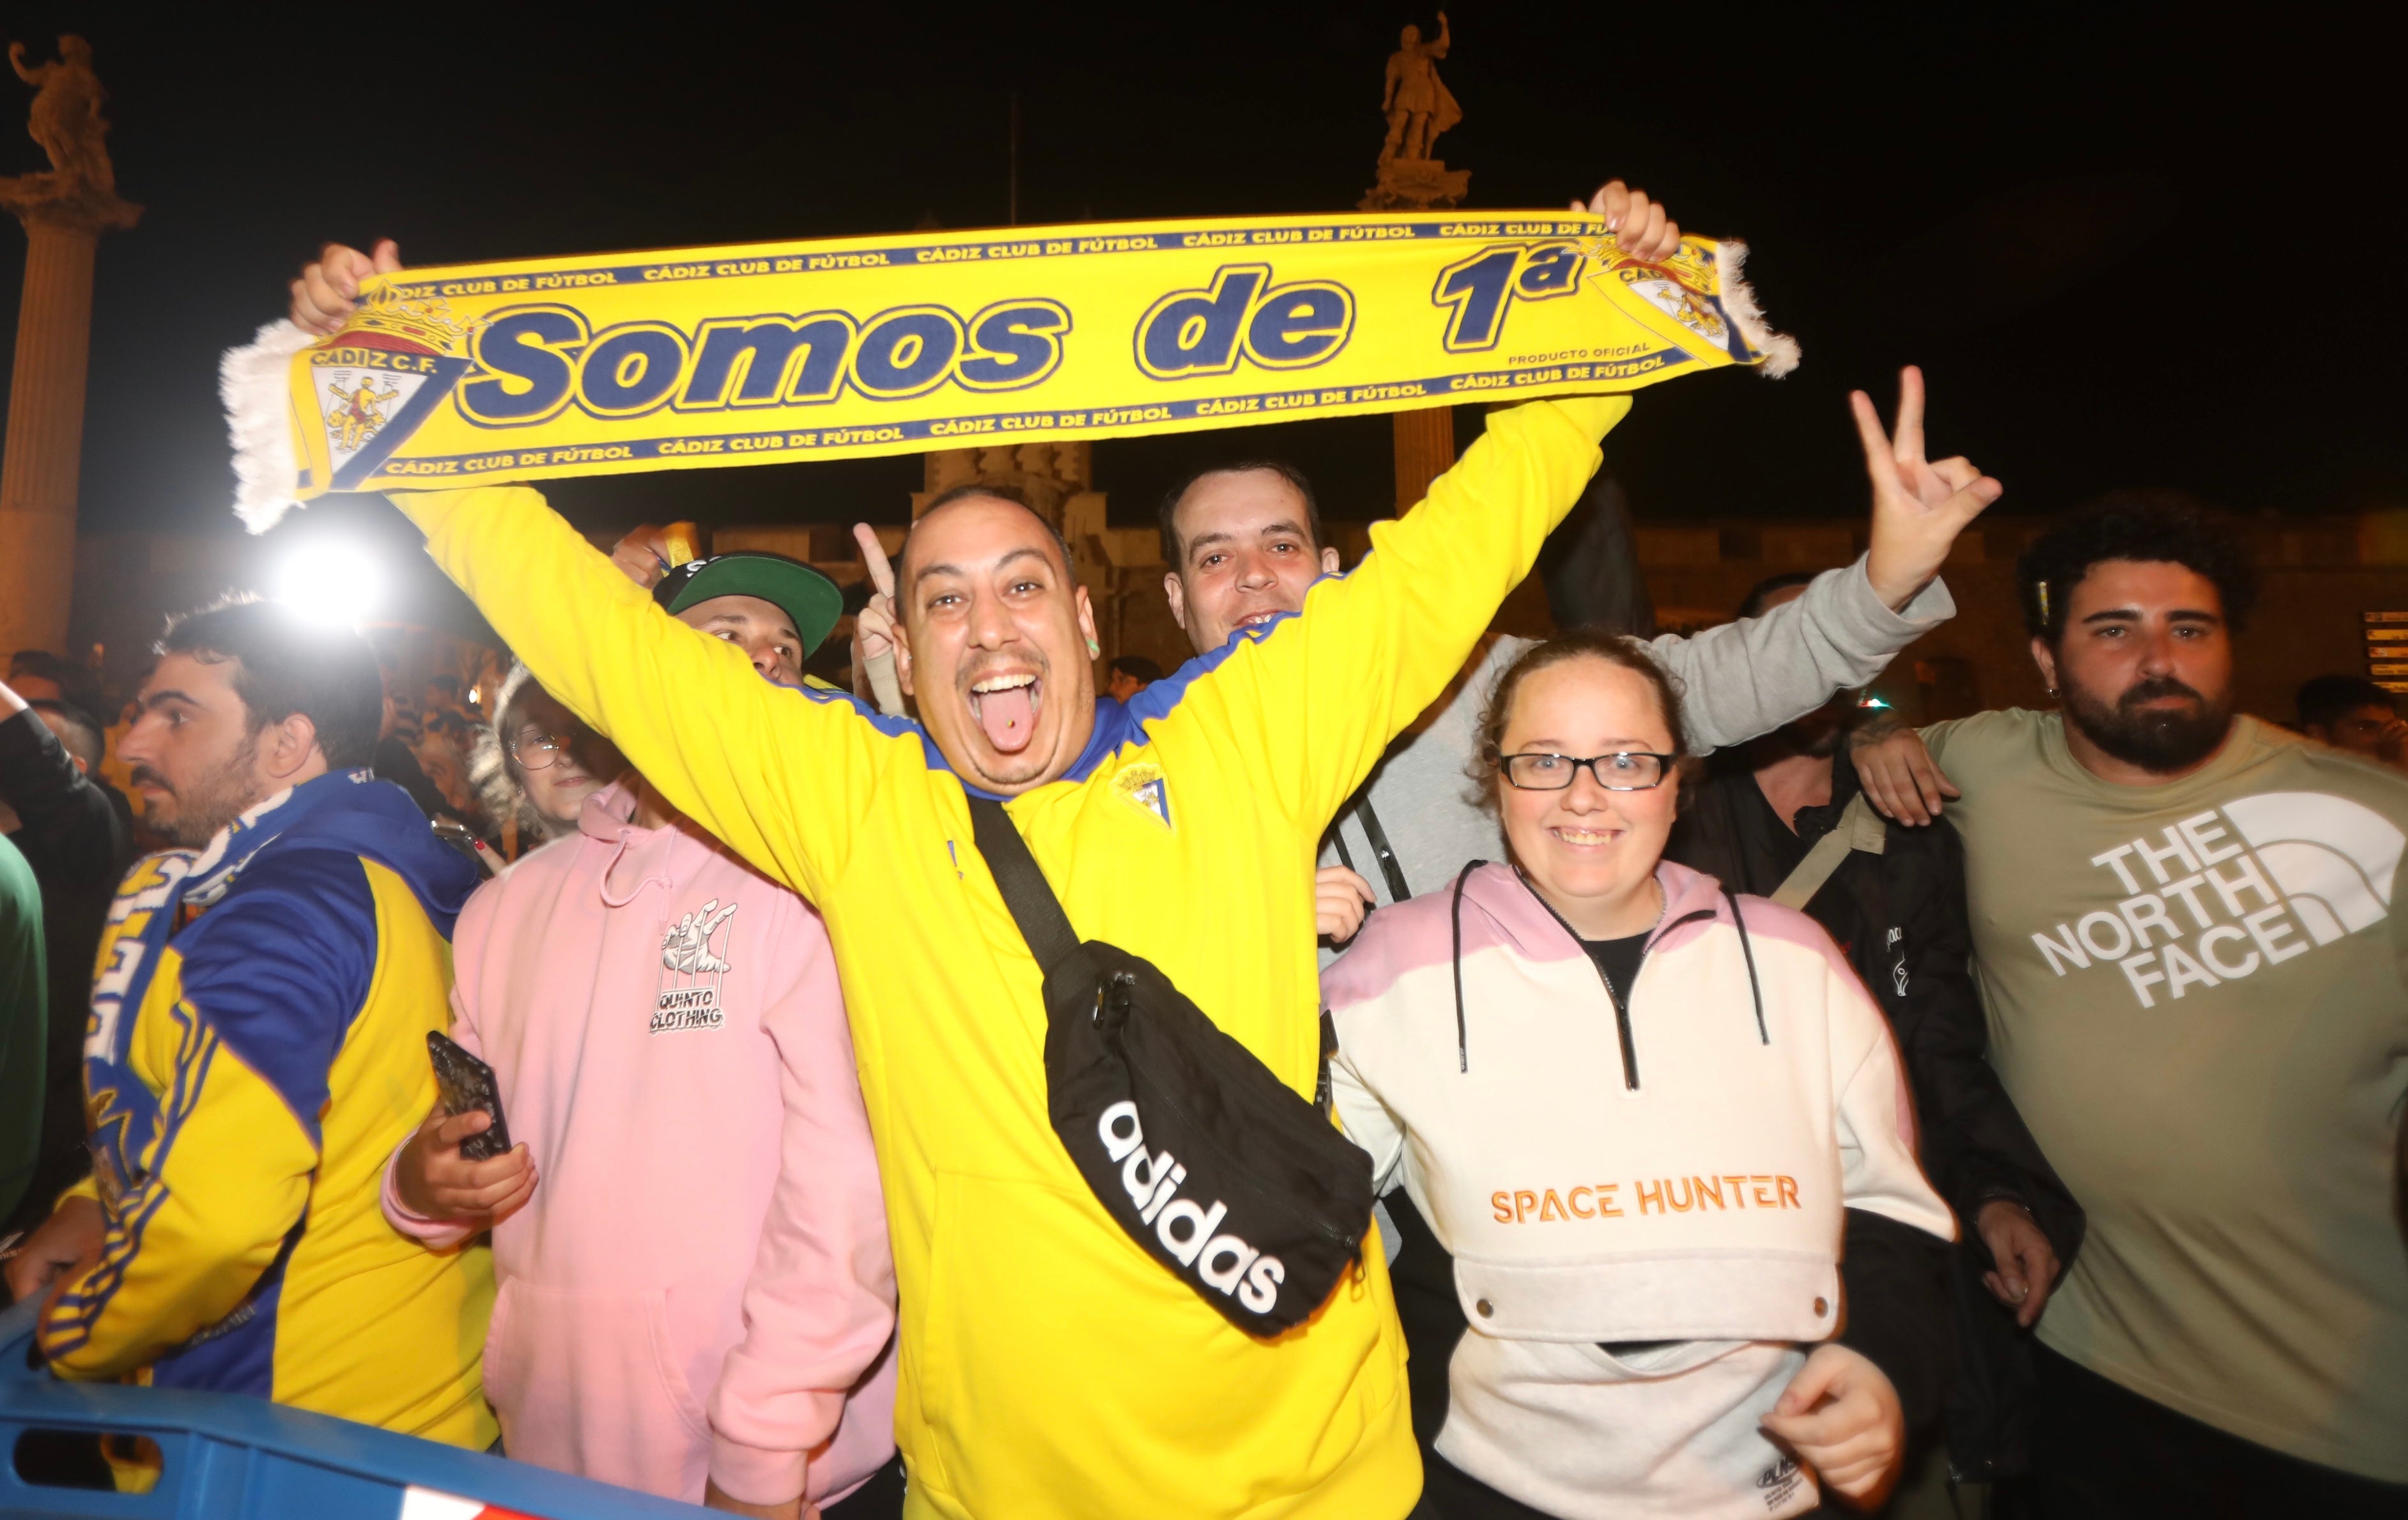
[0,185,137,657]
[1392,406,1455,514]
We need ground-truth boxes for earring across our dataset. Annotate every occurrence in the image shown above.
[1086,637,1102,657]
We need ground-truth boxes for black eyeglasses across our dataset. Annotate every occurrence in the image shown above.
[1501,751,1676,792]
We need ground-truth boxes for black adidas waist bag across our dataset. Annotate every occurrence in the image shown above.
[968,798,1373,1338]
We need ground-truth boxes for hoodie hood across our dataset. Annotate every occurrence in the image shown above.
[1453,857,1734,963]
[270,769,482,937]
[576,777,643,841]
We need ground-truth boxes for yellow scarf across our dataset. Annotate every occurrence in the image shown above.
[226,210,1793,528]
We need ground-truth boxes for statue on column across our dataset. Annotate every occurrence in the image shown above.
[0,33,139,663]
[1361,13,1470,211]
[1378,15,1459,167]
[5,36,121,202]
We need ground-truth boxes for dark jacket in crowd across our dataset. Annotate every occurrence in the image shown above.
[0,709,134,1224]
[1665,744,2087,1482]
[373,733,456,825]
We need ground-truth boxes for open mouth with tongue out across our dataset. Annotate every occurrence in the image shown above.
[968,671,1043,754]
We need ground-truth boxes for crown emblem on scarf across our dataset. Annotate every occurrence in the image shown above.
[343,286,472,355]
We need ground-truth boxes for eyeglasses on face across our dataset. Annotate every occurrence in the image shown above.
[1500,751,1675,792]
[509,731,576,771]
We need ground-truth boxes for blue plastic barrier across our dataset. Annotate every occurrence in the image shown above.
[1,1298,708,1520]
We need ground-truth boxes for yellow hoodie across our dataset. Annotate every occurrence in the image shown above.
[394,394,1627,1519]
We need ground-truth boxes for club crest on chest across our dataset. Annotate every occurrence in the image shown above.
[1115,761,1172,829]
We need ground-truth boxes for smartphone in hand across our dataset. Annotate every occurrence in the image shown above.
[426,1031,513,1162]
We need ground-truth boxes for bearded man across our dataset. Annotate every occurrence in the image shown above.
[1848,492,2408,1516]
[3,598,495,1450]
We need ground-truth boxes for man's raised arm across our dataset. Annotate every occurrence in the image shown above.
[392,486,902,898]
[0,679,128,892]
[1161,392,1630,832]
[1651,367,1999,753]
[291,240,906,886]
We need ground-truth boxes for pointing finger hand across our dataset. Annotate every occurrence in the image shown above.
[853,523,897,599]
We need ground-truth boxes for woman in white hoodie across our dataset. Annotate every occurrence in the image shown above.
[1323,631,1955,1519]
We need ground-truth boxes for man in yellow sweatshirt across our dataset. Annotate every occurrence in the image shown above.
[302,189,1958,1520]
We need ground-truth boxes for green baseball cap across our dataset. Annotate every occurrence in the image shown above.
[652,552,845,656]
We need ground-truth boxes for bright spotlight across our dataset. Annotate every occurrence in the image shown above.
[277,542,382,624]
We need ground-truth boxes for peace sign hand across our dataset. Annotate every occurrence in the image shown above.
[1854,365,2002,610]
[851,524,908,717]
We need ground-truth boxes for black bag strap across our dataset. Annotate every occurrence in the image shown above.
[1353,795,1414,905]
[968,797,1081,972]
[1325,785,1412,906]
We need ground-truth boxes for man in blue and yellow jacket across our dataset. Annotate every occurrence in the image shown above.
[4,598,495,1448]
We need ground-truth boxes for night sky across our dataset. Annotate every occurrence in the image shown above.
[1,4,2398,552]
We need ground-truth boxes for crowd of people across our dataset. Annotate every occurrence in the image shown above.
[3,181,2406,1520]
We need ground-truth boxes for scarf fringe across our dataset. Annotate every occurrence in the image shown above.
[222,319,313,534]
[1715,238,1800,378]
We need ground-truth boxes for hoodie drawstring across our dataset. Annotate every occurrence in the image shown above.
[1724,886,1768,1045]
[596,833,674,908]
[1451,867,1773,1084]
[1449,860,1481,1073]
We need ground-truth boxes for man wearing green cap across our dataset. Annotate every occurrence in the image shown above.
[645,549,849,691]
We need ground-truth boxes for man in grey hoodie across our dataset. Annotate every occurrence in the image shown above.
[1149,365,1999,944]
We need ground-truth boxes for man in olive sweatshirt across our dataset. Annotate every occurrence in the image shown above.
[1851,492,2408,1515]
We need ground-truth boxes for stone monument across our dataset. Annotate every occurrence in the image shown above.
[1360,13,1469,211]
[916,439,1102,549]
[0,35,139,659]
[1359,15,1464,504]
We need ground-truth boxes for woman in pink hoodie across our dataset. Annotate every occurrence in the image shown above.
[385,708,899,1517]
